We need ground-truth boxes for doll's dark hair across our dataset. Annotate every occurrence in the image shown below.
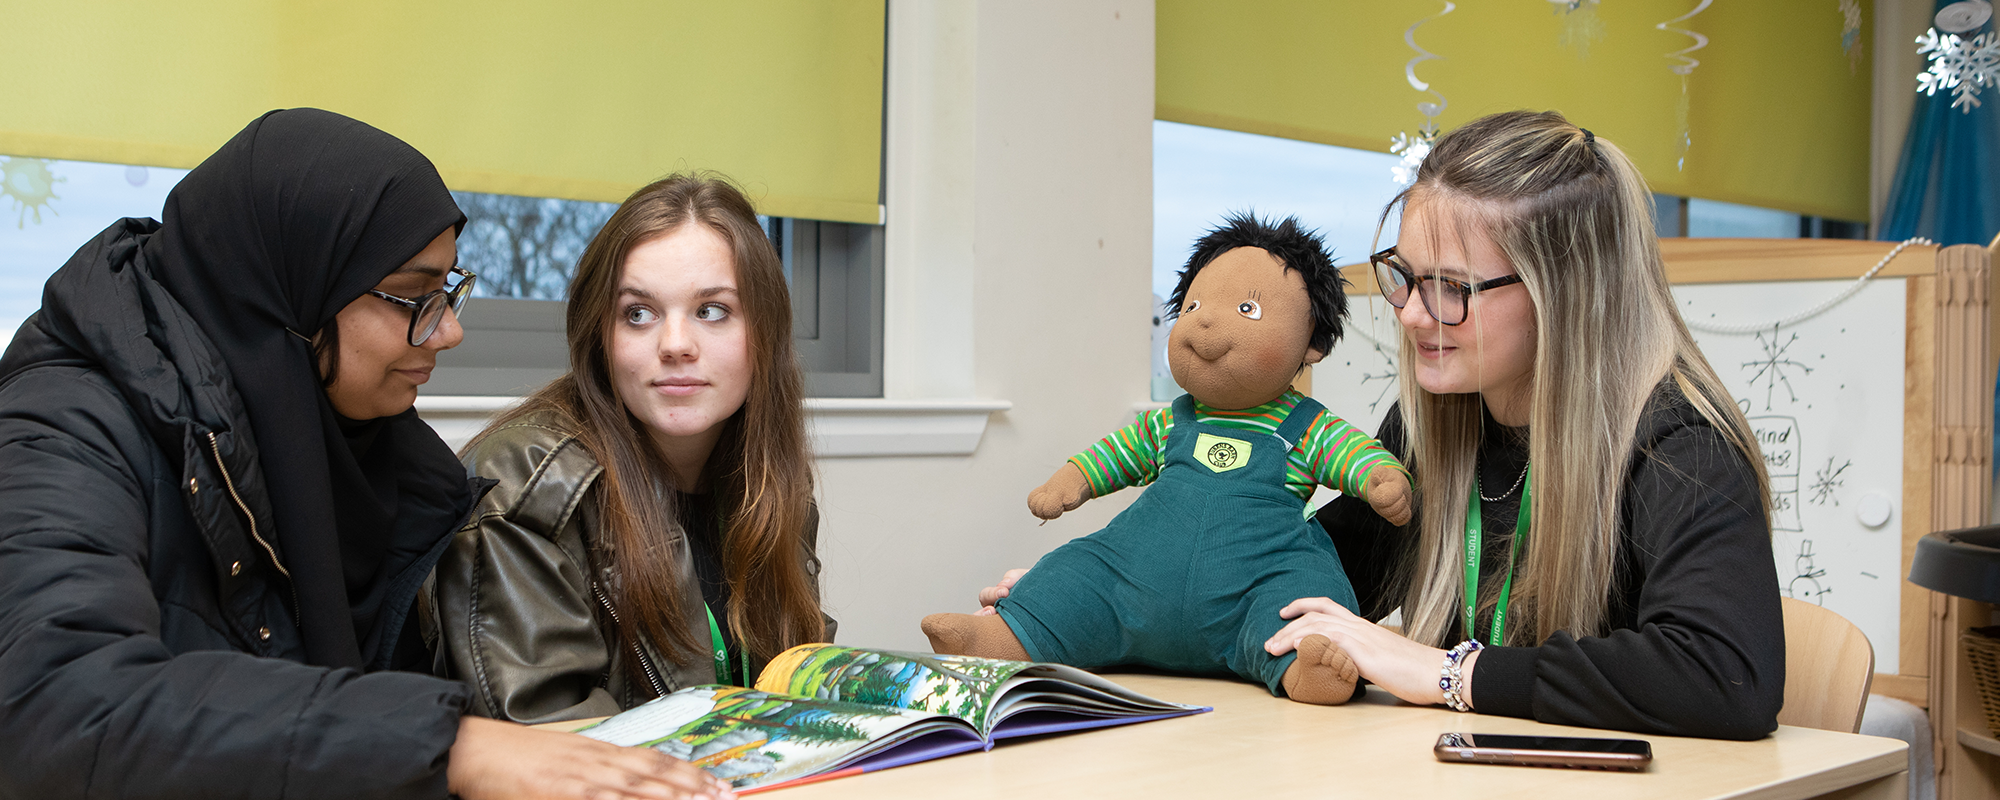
[1165,212,1347,356]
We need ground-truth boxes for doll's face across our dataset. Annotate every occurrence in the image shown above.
[1168,246,1324,410]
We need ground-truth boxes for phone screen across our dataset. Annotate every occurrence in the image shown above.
[1440,733,1652,755]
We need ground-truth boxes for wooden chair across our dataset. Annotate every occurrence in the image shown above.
[1778,596,1876,733]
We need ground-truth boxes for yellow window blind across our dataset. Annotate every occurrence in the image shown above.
[1157,1,1871,222]
[0,1,885,224]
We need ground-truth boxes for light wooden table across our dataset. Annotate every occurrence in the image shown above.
[793,673,1908,800]
[549,673,1910,799]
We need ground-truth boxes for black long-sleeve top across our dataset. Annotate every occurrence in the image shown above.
[1316,383,1785,740]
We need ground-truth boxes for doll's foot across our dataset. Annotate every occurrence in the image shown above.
[1282,634,1359,705]
[921,613,1031,661]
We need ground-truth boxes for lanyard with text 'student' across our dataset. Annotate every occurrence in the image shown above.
[1463,465,1530,647]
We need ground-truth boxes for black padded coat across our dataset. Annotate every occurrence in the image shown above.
[0,219,472,799]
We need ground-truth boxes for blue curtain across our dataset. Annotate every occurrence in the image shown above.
[1879,0,2000,247]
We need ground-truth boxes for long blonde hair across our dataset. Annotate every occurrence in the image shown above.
[472,174,823,679]
[1389,110,1769,647]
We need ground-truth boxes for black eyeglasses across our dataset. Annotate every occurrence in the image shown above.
[368,266,477,346]
[1369,247,1522,326]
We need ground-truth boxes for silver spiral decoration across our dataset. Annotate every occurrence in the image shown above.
[1403,2,1455,131]
[1656,0,1714,76]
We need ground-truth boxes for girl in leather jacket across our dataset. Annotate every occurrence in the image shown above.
[435,174,831,726]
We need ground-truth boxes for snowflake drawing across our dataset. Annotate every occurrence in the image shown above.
[1389,130,1435,187]
[1358,340,1400,414]
[1741,328,1814,410]
[1917,27,2000,112]
[1809,457,1851,506]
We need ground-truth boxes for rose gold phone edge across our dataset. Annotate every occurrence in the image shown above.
[1433,734,1653,771]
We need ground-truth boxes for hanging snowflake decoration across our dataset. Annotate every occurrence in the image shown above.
[1917,27,2000,112]
[1389,130,1436,187]
[1656,0,1713,171]
[1550,0,1605,58]
[1389,3,1454,186]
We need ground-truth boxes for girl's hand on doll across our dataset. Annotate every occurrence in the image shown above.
[1263,597,1472,708]
[973,568,1030,616]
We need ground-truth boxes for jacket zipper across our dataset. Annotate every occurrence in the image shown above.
[206,431,303,628]
[593,581,668,698]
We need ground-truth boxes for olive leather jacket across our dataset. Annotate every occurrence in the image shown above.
[426,410,831,724]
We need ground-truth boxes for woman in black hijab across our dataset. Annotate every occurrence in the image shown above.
[0,109,731,800]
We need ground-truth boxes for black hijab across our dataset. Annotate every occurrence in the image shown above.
[142,109,471,670]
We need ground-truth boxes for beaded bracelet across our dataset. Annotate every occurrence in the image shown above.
[1439,640,1483,712]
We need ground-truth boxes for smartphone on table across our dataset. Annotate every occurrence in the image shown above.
[1434,732,1653,771]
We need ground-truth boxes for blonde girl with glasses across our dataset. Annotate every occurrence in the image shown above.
[1262,109,1782,738]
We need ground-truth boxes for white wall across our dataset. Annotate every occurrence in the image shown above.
[815,0,1156,650]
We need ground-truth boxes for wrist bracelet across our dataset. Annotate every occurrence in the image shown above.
[1439,640,1483,712]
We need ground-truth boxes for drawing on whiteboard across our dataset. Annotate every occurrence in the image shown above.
[1784,540,1832,605]
[1648,279,1904,670]
[1809,457,1851,506]
[1356,340,1399,414]
[1741,327,1814,410]
[1749,415,1803,531]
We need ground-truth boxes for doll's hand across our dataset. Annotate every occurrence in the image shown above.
[1265,597,1456,707]
[973,568,1030,616]
[1027,463,1092,520]
[1364,465,1413,527]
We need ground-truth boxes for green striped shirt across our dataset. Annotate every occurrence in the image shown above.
[1067,391,1404,502]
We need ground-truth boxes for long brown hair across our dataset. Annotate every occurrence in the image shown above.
[1384,110,1770,647]
[473,173,823,676]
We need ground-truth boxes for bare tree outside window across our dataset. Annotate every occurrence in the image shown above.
[434,189,881,397]
[452,191,616,299]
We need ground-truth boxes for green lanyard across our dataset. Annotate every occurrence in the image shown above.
[704,603,754,686]
[1463,465,1531,646]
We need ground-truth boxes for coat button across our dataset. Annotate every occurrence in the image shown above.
[258,627,271,641]
[229,561,242,577]
[188,477,199,493]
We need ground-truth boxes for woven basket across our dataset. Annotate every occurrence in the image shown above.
[1963,628,2000,736]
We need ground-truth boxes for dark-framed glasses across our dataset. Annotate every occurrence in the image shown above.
[368,265,478,346]
[1369,247,1522,326]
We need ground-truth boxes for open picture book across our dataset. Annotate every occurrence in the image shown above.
[574,644,1207,793]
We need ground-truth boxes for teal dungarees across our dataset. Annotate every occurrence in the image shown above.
[994,394,1361,696]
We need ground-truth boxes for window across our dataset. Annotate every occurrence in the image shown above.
[768,218,885,397]
[1653,195,1867,239]
[0,157,189,352]
[436,191,884,398]
[0,160,884,398]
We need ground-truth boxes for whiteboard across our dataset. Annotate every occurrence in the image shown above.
[1313,279,1908,672]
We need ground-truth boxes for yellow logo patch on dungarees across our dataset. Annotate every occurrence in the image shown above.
[1193,433,1253,474]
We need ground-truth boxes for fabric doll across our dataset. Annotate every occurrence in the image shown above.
[922,213,1412,705]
